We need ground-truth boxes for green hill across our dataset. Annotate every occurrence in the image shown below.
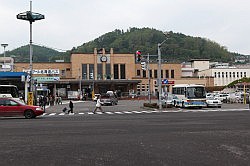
[74,28,235,62]
[2,27,246,63]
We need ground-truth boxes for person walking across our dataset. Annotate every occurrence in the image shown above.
[68,100,74,114]
[42,96,47,112]
[93,95,104,114]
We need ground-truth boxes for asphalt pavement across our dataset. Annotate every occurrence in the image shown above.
[1,110,250,166]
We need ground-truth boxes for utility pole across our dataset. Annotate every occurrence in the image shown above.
[1,44,8,72]
[157,32,170,109]
[147,53,151,103]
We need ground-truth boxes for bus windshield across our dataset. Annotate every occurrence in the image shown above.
[186,87,206,99]
[0,86,19,98]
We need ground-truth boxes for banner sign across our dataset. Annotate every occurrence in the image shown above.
[34,77,60,82]
[23,69,60,75]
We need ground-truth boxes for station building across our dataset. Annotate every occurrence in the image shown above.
[3,48,213,99]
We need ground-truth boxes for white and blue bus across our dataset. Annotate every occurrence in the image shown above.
[172,84,207,108]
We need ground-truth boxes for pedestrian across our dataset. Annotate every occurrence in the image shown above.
[93,95,104,114]
[68,100,74,114]
[42,96,47,112]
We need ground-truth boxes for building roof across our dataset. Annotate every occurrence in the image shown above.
[0,72,27,78]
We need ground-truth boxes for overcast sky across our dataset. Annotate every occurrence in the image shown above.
[0,0,250,55]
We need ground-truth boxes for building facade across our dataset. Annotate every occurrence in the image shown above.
[9,48,213,99]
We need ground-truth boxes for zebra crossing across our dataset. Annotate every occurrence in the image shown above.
[40,108,250,117]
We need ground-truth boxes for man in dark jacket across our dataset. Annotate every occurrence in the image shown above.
[68,100,74,114]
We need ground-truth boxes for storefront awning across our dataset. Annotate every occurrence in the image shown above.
[0,72,28,78]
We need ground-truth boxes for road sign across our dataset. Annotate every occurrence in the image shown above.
[162,79,168,84]
[27,92,33,105]
[162,79,175,85]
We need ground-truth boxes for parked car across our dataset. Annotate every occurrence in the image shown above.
[0,98,44,119]
[206,97,222,108]
[100,93,118,106]
[162,94,174,108]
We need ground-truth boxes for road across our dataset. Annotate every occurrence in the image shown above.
[0,100,250,166]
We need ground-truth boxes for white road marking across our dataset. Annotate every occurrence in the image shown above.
[48,113,56,116]
[88,112,94,115]
[69,113,75,115]
[105,112,114,114]
[123,111,133,114]
[78,113,85,115]
[96,112,103,114]
[132,111,142,114]
[114,112,123,114]
[59,113,65,115]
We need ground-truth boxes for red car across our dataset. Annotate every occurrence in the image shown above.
[0,98,44,119]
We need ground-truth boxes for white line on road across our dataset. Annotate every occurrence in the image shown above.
[114,112,123,114]
[59,113,65,115]
[123,111,133,114]
[105,112,114,114]
[78,113,85,115]
[48,113,56,116]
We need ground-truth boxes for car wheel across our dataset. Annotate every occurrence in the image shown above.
[24,110,35,119]
[111,102,114,106]
[218,106,221,108]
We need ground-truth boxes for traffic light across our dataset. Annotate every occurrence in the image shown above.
[136,50,142,62]
[89,73,94,79]
[141,61,147,71]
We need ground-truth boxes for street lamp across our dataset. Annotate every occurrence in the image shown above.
[1,43,8,72]
[17,1,45,93]
[157,32,170,109]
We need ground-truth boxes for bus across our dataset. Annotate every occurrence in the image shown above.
[0,85,21,101]
[172,84,207,108]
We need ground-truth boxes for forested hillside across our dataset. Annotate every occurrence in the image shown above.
[2,27,242,63]
[75,28,233,62]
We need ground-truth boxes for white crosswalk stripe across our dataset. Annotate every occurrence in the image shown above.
[39,109,249,117]
[123,111,133,114]
[114,112,124,114]
[105,112,114,114]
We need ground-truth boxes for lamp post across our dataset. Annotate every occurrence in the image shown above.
[157,32,170,109]
[17,1,45,93]
[1,43,8,72]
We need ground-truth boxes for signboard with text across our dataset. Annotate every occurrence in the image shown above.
[23,69,60,75]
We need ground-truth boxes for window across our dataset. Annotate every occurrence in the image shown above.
[225,72,228,78]
[143,70,146,78]
[244,72,247,77]
[165,70,169,78]
[161,70,163,78]
[120,64,126,79]
[154,70,157,78]
[97,64,103,80]
[233,72,235,78]
[82,64,87,79]
[171,70,175,78]
[106,64,111,79]
[149,70,152,78]
[137,70,141,76]
[240,72,243,78]
[214,72,217,78]
[89,64,94,79]
[229,72,231,78]
[61,70,66,77]
[237,72,239,78]
[222,72,224,78]
[113,64,119,79]
[218,72,220,78]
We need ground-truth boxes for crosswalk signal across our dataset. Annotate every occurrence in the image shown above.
[141,61,147,71]
[136,50,142,62]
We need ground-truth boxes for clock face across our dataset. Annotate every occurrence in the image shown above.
[100,56,107,62]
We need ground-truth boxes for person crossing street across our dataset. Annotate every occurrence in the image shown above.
[93,95,104,114]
